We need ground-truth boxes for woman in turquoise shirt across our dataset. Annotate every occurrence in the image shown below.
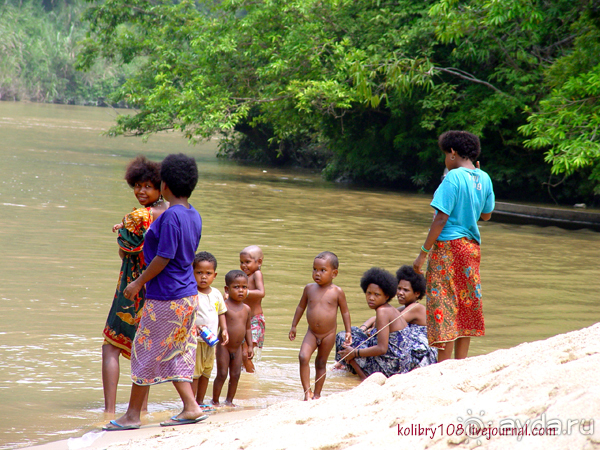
[413,131,495,362]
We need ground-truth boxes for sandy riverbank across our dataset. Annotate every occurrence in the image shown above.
[31,323,600,449]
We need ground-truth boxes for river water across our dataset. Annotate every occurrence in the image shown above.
[0,102,598,449]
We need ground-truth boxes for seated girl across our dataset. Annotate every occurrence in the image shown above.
[336,267,437,379]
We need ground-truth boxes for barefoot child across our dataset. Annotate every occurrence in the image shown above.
[239,245,265,373]
[212,270,253,406]
[192,252,229,409]
[289,251,351,400]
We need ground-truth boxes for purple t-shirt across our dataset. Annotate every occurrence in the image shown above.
[143,204,202,300]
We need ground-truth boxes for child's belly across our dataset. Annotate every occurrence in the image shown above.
[306,308,337,338]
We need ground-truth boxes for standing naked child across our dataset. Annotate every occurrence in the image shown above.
[212,270,253,406]
[239,245,265,373]
[289,251,351,400]
[192,252,229,409]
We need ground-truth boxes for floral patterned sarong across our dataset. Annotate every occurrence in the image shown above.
[102,207,152,359]
[131,295,199,385]
[426,237,484,349]
[335,324,437,377]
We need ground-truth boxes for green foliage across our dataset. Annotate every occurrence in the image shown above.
[0,0,137,103]
[77,0,600,203]
[520,13,600,194]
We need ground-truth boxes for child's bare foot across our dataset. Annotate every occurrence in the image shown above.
[223,400,237,407]
[210,399,220,407]
[303,389,314,401]
[313,394,321,400]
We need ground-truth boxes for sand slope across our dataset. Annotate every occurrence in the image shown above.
[91,323,600,449]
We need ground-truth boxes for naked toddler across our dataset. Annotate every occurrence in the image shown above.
[289,251,351,400]
[212,270,253,406]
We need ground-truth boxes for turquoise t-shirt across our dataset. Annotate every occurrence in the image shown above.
[431,167,495,244]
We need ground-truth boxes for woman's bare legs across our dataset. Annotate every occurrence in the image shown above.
[102,344,149,413]
[102,344,121,414]
[105,383,149,428]
[172,381,203,419]
[454,337,471,359]
[437,337,471,362]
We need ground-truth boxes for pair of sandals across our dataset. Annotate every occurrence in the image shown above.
[103,411,211,431]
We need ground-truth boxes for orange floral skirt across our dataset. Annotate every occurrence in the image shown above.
[426,238,485,349]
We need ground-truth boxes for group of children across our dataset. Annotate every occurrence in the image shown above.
[197,248,429,406]
[192,246,265,407]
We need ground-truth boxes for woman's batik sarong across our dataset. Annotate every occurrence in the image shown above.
[335,324,437,377]
[426,237,485,349]
[131,295,199,385]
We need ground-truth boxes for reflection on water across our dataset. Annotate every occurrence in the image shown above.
[0,102,599,449]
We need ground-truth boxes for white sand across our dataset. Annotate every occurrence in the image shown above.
[34,323,600,449]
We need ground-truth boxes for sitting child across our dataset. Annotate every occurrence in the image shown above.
[335,265,437,376]
[239,245,265,373]
[212,270,253,406]
[356,265,429,332]
[289,251,351,400]
[192,252,229,410]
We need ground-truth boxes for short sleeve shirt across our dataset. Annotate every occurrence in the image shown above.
[431,168,495,244]
[143,204,202,300]
[195,287,227,332]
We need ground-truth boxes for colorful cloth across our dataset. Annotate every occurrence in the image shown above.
[251,313,265,348]
[102,207,153,359]
[335,324,437,378]
[426,237,484,349]
[131,295,199,385]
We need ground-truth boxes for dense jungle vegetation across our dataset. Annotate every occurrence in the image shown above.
[0,0,137,104]
[4,0,600,204]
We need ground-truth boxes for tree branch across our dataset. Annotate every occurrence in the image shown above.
[231,96,292,103]
[433,67,515,98]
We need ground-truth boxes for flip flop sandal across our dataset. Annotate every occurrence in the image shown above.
[102,420,141,431]
[160,415,208,427]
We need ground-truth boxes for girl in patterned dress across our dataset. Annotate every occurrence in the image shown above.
[413,131,495,361]
[102,156,167,414]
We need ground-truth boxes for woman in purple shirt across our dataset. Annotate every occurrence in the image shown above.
[104,153,205,430]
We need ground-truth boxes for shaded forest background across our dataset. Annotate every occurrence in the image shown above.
[2,0,600,205]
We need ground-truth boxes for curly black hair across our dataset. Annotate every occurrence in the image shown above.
[396,265,426,300]
[438,130,481,162]
[225,269,248,286]
[360,267,397,301]
[315,251,339,270]
[160,153,198,198]
[124,155,161,189]
[194,251,217,270]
